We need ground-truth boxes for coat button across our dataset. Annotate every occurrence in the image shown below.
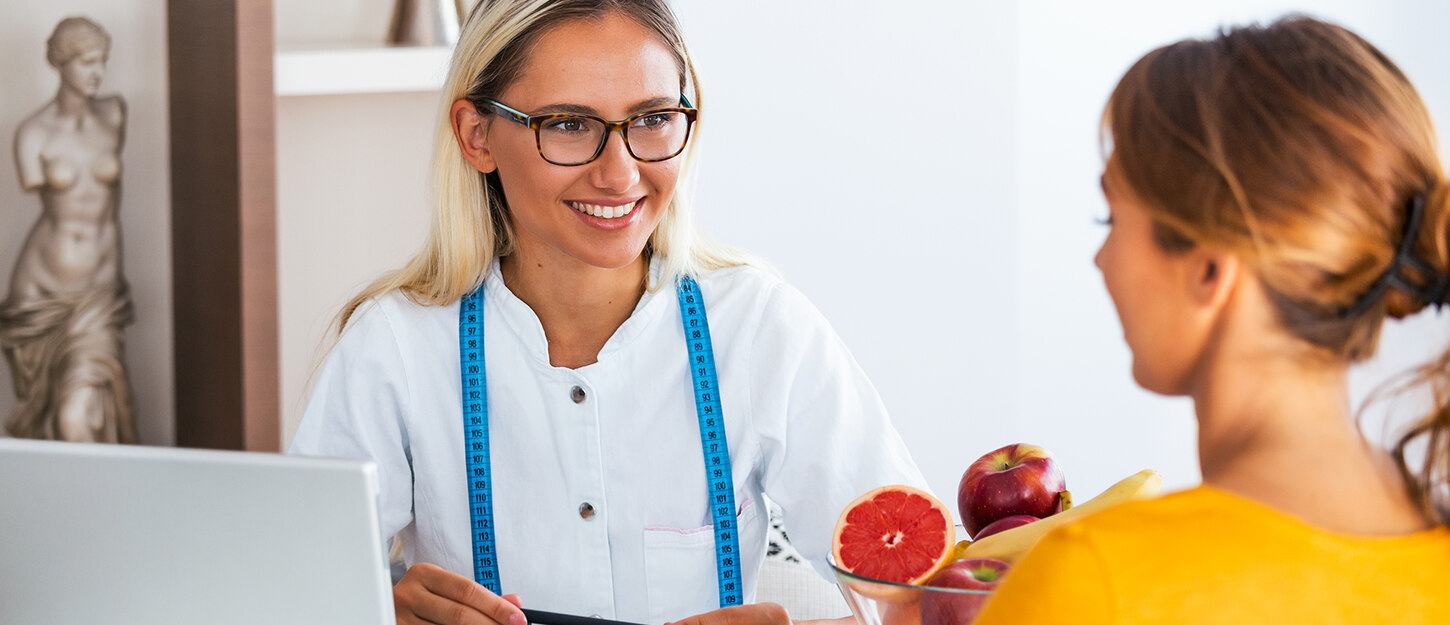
[570,386,587,403]
[579,502,596,519]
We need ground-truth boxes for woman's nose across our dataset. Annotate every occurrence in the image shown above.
[589,131,641,192]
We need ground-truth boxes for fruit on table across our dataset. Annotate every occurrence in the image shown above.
[958,444,1067,538]
[833,485,956,585]
[961,469,1162,564]
[971,514,1038,541]
[919,558,1010,625]
[950,539,972,561]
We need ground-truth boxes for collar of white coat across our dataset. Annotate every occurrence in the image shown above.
[482,255,674,369]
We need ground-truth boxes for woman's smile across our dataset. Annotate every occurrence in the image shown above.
[566,196,646,232]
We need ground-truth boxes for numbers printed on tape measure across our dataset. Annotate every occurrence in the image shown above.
[457,277,741,606]
[459,291,501,593]
[677,276,743,607]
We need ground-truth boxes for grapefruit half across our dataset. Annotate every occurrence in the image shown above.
[832,485,956,585]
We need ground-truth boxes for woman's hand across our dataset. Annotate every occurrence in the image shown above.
[393,562,527,625]
[666,603,792,625]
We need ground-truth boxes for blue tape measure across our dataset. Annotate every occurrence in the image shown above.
[459,291,500,591]
[458,276,742,607]
[676,276,743,606]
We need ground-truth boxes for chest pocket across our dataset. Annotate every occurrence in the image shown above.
[641,498,765,624]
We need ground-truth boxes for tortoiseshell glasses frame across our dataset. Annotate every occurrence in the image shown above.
[472,96,698,166]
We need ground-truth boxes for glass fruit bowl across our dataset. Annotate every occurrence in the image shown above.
[830,559,995,625]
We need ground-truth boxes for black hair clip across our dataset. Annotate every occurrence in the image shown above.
[1338,195,1443,318]
[1428,273,1450,313]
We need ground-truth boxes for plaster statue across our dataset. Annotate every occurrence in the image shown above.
[2,16,137,443]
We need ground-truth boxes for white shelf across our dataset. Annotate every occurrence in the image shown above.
[274,45,452,97]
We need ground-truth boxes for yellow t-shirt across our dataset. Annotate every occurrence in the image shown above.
[971,485,1450,625]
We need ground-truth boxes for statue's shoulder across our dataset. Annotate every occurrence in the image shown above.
[95,95,126,127]
[13,104,54,153]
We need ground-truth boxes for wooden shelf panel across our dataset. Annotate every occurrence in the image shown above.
[275,45,451,96]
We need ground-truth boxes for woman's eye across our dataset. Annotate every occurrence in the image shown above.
[1095,215,1115,227]
[544,118,587,133]
[632,114,670,129]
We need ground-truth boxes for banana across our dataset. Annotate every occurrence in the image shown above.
[960,469,1162,564]
[952,539,972,561]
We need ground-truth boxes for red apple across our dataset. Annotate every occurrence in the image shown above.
[919,558,1009,625]
[957,443,1066,537]
[971,514,1038,541]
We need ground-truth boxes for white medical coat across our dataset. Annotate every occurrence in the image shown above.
[289,262,928,624]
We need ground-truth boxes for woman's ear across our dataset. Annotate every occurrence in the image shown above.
[451,99,498,174]
[1183,245,1241,319]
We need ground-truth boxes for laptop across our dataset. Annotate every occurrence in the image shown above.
[0,438,394,625]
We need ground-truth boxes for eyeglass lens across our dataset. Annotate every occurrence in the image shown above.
[539,112,690,164]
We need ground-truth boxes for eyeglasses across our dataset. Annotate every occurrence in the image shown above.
[473,96,698,166]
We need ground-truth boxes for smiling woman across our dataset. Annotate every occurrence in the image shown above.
[285,2,929,625]
[448,12,697,322]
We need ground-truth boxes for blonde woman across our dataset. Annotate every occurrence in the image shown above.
[288,2,926,625]
[969,16,1450,624]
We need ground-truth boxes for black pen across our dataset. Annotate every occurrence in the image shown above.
[523,608,649,625]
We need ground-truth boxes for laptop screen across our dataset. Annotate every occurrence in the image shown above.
[0,438,394,625]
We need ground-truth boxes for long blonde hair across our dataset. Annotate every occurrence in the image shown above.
[336,0,753,330]
[1104,15,1450,522]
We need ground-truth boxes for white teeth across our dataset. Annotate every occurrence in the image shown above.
[571,200,637,219]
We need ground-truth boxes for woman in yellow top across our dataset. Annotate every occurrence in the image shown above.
[972,15,1450,625]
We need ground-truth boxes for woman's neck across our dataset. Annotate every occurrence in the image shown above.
[1194,347,1352,479]
[1191,339,1428,534]
[499,247,648,369]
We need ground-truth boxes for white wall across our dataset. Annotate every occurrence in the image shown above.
[673,0,1025,515]
[0,2,175,446]
[276,92,436,438]
[274,0,1450,517]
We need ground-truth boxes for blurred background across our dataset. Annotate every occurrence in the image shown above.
[2,0,1448,515]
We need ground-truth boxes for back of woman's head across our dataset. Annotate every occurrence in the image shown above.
[1104,14,1450,522]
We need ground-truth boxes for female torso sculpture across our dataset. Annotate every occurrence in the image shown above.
[3,16,135,443]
